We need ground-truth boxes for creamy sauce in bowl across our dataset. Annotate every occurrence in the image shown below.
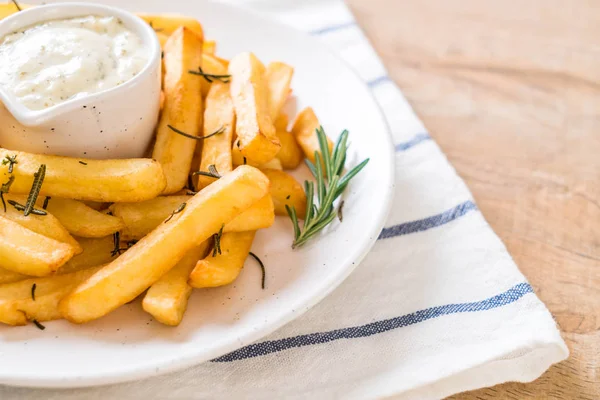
[0,15,148,111]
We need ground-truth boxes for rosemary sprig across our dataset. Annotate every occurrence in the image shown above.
[8,200,47,216]
[248,252,266,289]
[192,164,221,179]
[2,155,17,173]
[1,175,15,212]
[212,224,224,257]
[24,164,45,216]
[286,126,369,248]
[168,125,225,141]
[188,66,231,83]
[165,202,186,223]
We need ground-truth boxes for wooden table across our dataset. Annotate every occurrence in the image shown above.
[346,0,600,398]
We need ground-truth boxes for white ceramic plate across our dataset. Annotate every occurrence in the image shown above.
[0,0,394,388]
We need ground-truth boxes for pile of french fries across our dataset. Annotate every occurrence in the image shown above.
[0,9,334,327]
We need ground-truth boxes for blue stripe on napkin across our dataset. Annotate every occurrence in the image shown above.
[395,133,432,152]
[213,282,533,362]
[378,201,477,240]
[310,21,356,35]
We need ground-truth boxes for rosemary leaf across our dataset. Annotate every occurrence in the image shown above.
[165,202,186,223]
[31,283,36,301]
[2,155,18,173]
[24,164,46,216]
[8,200,46,215]
[1,175,15,212]
[42,196,51,210]
[248,252,266,289]
[168,125,225,141]
[188,66,231,83]
[32,319,45,330]
[10,0,21,12]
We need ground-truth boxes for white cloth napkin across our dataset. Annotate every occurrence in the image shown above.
[0,0,568,399]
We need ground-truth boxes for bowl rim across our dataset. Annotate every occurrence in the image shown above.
[0,2,161,127]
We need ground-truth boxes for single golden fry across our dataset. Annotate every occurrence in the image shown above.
[203,40,216,54]
[274,114,303,169]
[3,195,81,252]
[291,107,333,165]
[138,14,204,38]
[153,27,204,194]
[142,240,211,326]
[261,169,307,217]
[0,267,101,326]
[59,166,270,323]
[199,53,228,98]
[229,52,280,164]
[58,236,118,275]
[197,81,234,189]
[0,215,75,276]
[0,149,166,202]
[111,194,274,240]
[0,268,28,285]
[266,62,294,120]
[42,198,124,238]
[189,231,256,288]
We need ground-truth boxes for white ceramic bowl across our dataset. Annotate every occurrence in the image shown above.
[0,2,161,159]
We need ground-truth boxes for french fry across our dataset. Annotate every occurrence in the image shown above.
[138,14,204,38]
[291,107,333,165]
[200,53,228,98]
[0,149,166,202]
[58,236,118,275]
[229,52,280,164]
[59,165,270,323]
[189,231,255,288]
[42,198,124,238]
[274,114,303,169]
[0,267,101,326]
[111,194,274,240]
[0,268,28,285]
[0,215,75,276]
[3,195,81,252]
[153,27,204,194]
[197,81,234,189]
[142,240,211,326]
[203,40,216,54]
[266,62,294,120]
[261,169,307,217]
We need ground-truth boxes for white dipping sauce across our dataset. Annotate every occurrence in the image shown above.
[0,15,147,111]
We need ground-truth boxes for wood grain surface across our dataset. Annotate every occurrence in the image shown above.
[345,0,600,398]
